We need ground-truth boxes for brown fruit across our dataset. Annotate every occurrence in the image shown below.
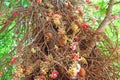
[0,71,2,76]
[78,68,86,77]
[45,32,52,40]
[96,35,102,41]
[59,38,67,46]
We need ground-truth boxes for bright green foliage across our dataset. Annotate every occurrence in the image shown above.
[0,0,30,80]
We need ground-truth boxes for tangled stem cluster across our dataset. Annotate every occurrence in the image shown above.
[0,0,119,80]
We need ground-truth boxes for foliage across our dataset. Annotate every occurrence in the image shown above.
[0,0,30,79]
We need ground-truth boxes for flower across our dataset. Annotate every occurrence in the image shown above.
[13,11,18,17]
[68,63,81,79]
[36,0,42,4]
[14,73,19,78]
[31,48,36,54]
[39,74,45,80]
[79,57,87,64]
[77,8,83,16]
[74,36,79,41]
[64,2,69,7]
[77,8,82,13]
[53,14,62,26]
[47,13,52,17]
[46,17,51,22]
[112,15,117,20]
[54,19,61,26]
[68,68,77,79]
[96,29,101,33]
[86,0,90,3]
[53,14,61,19]
[91,18,96,24]
[89,32,93,36]
[50,71,59,79]
[71,43,77,51]
[72,53,79,60]
[94,5,99,10]
[58,28,65,34]
[71,23,79,34]
[10,58,16,63]
[81,23,89,30]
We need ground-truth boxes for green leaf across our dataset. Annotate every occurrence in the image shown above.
[18,0,30,8]
[4,2,10,6]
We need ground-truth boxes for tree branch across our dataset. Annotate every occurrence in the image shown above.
[114,1,120,5]
[97,0,114,32]
[0,16,15,34]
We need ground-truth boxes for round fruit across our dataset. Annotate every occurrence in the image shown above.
[78,68,86,77]
[45,32,52,40]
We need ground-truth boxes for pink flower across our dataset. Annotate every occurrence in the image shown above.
[58,28,65,34]
[86,0,90,3]
[46,17,51,22]
[39,74,45,80]
[64,2,69,7]
[112,16,117,20]
[71,43,77,51]
[95,5,99,10]
[58,28,63,34]
[53,14,61,19]
[96,29,101,33]
[10,58,16,63]
[91,18,96,24]
[78,8,82,13]
[36,0,42,4]
[13,11,18,17]
[89,32,93,36]
[47,13,52,17]
[77,8,83,16]
[81,23,89,30]
[51,71,59,79]
[14,74,18,78]
[72,53,79,60]
[74,36,79,41]
[54,19,61,25]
